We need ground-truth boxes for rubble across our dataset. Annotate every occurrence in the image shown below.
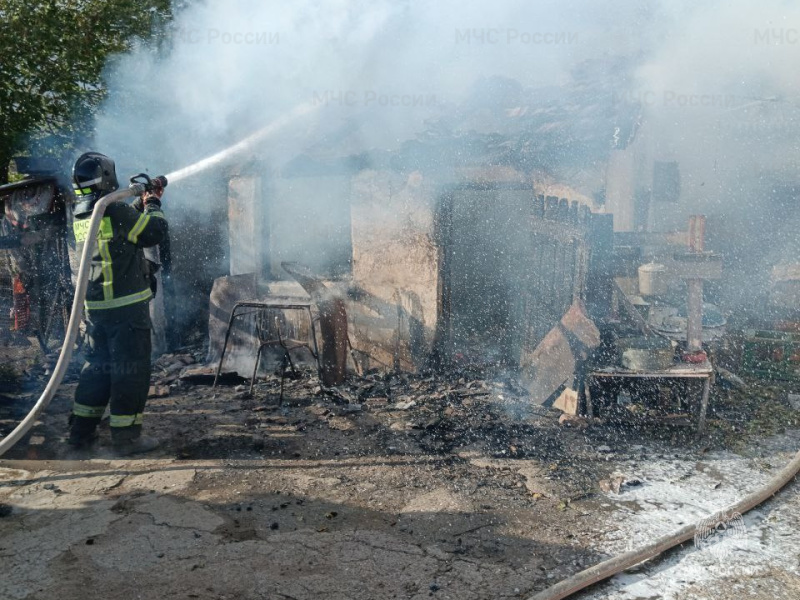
[178,366,245,385]
[558,414,590,428]
[148,385,170,398]
[391,400,417,411]
[3,345,800,600]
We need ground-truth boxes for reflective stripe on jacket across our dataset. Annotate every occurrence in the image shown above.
[73,201,168,311]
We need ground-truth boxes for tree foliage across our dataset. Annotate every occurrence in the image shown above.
[0,0,172,182]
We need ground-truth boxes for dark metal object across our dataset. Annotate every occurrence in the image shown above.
[281,262,349,386]
[251,315,316,403]
[128,173,168,194]
[584,361,714,432]
[213,301,321,402]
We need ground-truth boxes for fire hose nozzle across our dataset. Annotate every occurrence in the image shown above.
[129,173,169,196]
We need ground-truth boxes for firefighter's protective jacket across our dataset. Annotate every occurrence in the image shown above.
[73,200,167,311]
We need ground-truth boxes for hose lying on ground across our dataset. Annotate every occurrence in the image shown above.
[0,102,322,458]
[0,185,140,458]
[1,164,797,600]
[528,447,800,600]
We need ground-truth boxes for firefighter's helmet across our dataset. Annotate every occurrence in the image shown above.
[72,152,119,216]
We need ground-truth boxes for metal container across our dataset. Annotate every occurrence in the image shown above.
[648,303,727,343]
[638,263,668,297]
[618,336,675,371]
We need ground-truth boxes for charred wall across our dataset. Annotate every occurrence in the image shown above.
[348,170,440,372]
[435,186,595,368]
[207,167,603,378]
[435,184,537,366]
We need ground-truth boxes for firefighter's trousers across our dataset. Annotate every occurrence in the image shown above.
[70,301,152,442]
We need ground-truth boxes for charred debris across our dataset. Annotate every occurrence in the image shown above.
[2,74,799,444]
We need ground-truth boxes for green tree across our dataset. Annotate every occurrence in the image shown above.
[0,0,172,183]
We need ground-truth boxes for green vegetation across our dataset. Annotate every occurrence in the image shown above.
[0,0,173,182]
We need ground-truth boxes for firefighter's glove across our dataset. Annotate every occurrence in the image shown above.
[148,183,165,200]
[143,191,162,210]
[133,192,162,212]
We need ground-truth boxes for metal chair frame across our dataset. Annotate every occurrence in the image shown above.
[213,301,321,402]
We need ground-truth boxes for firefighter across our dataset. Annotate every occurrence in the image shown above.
[67,152,168,456]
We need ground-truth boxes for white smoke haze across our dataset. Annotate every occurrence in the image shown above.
[95,0,653,185]
[94,0,800,182]
[636,0,800,209]
[622,1,800,309]
[91,0,800,312]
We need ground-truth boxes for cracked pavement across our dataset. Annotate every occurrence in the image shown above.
[2,372,800,599]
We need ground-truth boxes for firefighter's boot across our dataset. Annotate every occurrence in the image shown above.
[67,414,100,448]
[112,435,160,457]
[66,430,98,449]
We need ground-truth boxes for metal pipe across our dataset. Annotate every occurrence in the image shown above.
[528,448,800,600]
[686,215,707,353]
[686,278,704,352]
[0,184,143,457]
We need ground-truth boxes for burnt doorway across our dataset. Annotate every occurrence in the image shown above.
[437,184,536,367]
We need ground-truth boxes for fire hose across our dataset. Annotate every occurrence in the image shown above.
[0,178,157,458]
[528,448,800,600]
[0,101,317,459]
[0,177,797,598]
[0,180,798,597]
[0,96,795,592]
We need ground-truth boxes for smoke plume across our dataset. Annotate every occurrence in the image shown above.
[91,0,800,315]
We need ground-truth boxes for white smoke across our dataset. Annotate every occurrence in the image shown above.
[627,1,800,309]
[94,1,800,197]
[91,0,800,313]
[94,0,654,191]
[636,0,800,206]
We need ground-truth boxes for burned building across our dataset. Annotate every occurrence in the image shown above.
[191,74,639,407]
[121,62,800,409]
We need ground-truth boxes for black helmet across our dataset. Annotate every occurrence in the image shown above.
[72,152,119,216]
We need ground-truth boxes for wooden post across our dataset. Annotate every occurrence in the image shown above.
[687,278,704,352]
[686,215,706,353]
[228,175,266,278]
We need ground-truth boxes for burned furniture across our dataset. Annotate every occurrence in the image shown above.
[0,163,74,353]
[213,301,321,401]
[585,359,714,432]
[586,216,724,431]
